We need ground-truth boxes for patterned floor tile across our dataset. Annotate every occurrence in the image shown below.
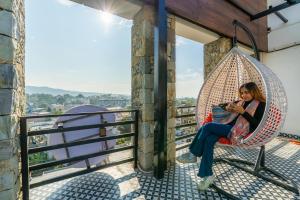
[30,138,300,200]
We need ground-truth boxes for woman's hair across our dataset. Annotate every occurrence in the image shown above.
[239,82,266,102]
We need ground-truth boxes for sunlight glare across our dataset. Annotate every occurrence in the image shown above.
[100,11,113,25]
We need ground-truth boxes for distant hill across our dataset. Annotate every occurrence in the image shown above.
[25,86,130,98]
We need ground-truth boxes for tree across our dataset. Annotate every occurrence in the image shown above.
[76,94,84,98]
[56,95,65,105]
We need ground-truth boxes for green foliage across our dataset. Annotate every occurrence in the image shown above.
[29,152,50,165]
[29,152,62,177]
[116,137,131,145]
[52,109,64,115]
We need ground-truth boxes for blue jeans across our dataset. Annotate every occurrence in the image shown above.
[189,122,232,177]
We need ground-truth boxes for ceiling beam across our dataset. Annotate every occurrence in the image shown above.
[225,0,253,17]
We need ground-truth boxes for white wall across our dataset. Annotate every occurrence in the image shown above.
[262,1,300,135]
[262,46,300,135]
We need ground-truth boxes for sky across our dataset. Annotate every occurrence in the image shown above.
[25,0,203,97]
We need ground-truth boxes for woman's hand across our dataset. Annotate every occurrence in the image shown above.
[226,103,245,114]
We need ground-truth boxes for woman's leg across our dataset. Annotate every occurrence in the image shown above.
[202,122,232,138]
[198,134,219,177]
[190,122,232,157]
[189,125,211,157]
[197,123,232,177]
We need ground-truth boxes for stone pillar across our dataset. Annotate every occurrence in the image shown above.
[166,15,176,168]
[132,6,176,171]
[0,0,25,199]
[132,5,155,172]
[204,37,232,80]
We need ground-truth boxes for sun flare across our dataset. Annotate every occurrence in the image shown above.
[100,11,113,25]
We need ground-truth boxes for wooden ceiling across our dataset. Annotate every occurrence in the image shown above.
[147,0,268,51]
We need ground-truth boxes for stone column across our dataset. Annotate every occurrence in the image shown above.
[204,37,231,80]
[132,5,155,172]
[0,0,25,199]
[166,15,176,168]
[132,5,176,171]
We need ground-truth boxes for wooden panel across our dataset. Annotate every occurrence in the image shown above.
[146,0,268,51]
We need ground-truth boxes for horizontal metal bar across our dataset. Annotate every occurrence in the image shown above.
[274,11,288,23]
[176,105,196,109]
[175,122,197,129]
[59,114,97,124]
[29,132,135,154]
[29,145,134,171]
[175,113,195,118]
[21,109,138,119]
[176,143,191,151]
[251,1,300,21]
[28,120,135,136]
[30,158,134,189]
[175,133,196,141]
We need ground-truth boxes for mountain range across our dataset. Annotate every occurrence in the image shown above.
[25,86,130,97]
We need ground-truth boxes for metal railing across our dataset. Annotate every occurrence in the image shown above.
[20,109,139,200]
[175,105,197,151]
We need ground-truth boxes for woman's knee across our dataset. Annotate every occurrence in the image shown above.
[202,122,214,132]
[205,135,219,147]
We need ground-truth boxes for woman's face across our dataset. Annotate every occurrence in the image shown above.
[240,87,253,101]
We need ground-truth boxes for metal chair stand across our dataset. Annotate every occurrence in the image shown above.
[211,145,300,199]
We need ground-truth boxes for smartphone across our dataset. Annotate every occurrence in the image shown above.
[218,103,228,110]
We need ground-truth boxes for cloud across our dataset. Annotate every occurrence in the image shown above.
[177,79,203,98]
[117,19,132,29]
[56,0,76,6]
[177,68,203,81]
[176,68,203,97]
[176,37,186,47]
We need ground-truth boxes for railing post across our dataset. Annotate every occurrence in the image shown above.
[20,117,29,200]
[134,110,139,169]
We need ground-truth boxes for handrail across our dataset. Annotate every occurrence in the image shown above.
[23,109,138,119]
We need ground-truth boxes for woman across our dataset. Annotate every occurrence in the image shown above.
[189,82,265,190]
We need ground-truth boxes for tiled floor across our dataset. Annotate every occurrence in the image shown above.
[30,137,300,199]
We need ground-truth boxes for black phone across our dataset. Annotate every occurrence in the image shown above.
[218,103,228,110]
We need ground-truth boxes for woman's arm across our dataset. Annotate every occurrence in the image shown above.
[241,102,266,128]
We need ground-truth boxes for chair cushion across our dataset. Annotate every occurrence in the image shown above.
[211,105,232,123]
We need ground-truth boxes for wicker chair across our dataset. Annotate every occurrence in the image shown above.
[196,47,286,148]
[194,20,299,198]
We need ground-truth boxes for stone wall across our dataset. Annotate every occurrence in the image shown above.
[204,37,231,79]
[131,5,176,171]
[0,0,25,199]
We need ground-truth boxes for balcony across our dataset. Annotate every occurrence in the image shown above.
[28,138,300,199]
[22,107,300,200]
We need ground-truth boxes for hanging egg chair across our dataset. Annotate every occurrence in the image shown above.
[196,46,287,148]
[194,20,299,198]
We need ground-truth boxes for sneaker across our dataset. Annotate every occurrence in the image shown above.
[176,152,197,163]
[198,175,215,191]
